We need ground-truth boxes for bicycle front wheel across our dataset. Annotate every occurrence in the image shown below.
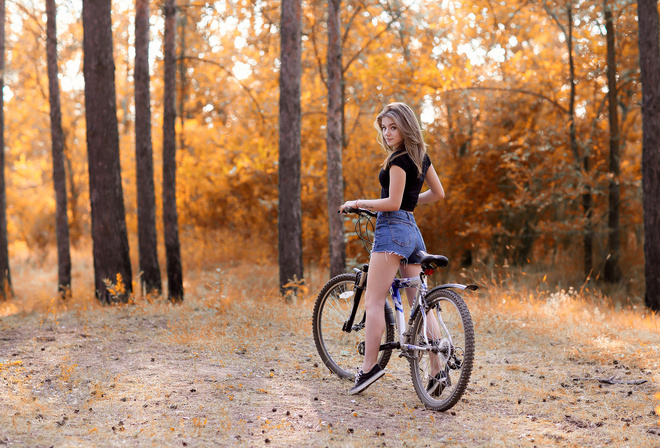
[312,272,394,379]
[408,289,474,411]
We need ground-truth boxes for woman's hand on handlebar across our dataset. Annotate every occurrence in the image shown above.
[338,200,359,214]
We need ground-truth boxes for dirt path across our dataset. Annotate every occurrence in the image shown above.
[1,288,659,447]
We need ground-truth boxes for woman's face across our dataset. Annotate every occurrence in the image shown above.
[381,116,403,149]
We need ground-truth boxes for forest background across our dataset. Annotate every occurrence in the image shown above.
[1,0,660,445]
[0,0,659,304]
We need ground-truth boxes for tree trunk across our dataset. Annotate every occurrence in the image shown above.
[82,0,133,304]
[567,6,593,279]
[177,11,187,152]
[135,0,162,295]
[163,0,184,301]
[46,0,72,298]
[278,0,304,294]
[637,0,660,311]
[582,173,594,279]
[603,0,622,283]
[326,0,345,278]
[64,141,81,244]
[0,0,10,301]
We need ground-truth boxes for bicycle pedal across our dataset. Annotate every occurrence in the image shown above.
[448,356,463,370]
[399,351,416,360]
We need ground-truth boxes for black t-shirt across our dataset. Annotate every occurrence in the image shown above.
[379,151,431,212]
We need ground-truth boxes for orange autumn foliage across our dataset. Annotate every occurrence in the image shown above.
[2,0,648,287]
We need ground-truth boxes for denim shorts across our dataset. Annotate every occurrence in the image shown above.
[372,210,427,265]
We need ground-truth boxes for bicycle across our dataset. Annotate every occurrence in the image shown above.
[312,207,477,411]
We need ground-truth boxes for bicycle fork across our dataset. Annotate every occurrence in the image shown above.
[341,265,369,332]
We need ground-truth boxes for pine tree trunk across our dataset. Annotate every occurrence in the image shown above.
[326,0,345,278]
[64,145,81,244]
[163,0,184,301]
[278,0,304,294]
[46,0,72,298]
[603,0,622,283]
[135,0,162,295]
[82,0,133,303]
[637,0,660,311]
[567,6,593,279]
[0,0,10,301]
[177,12,187,152]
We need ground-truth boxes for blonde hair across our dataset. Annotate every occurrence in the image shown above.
[373,102,427,176]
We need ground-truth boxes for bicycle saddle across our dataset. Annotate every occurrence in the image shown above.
[417,251,449,271]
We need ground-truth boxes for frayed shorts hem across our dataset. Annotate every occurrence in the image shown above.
[371,250,416,267]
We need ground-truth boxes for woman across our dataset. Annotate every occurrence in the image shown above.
[338,102,445,394]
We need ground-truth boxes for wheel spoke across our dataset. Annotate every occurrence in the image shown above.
[321,313,344,329]
[323,302,349,323]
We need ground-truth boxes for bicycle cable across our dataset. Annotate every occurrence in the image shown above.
[354,211,375,255]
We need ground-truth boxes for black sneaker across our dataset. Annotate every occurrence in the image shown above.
[349,364,385,395]
[426,370,447,397]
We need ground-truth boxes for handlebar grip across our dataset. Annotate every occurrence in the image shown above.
[342,207,377,218]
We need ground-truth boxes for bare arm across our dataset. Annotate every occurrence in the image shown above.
[338,166,406,213]
[417,163,444,204]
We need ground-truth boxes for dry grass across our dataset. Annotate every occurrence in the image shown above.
[0,253,659,447]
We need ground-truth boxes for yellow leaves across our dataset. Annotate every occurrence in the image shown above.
[59,358,78,382]
[103,274,126,300]
[282,277,308,303]
[0,302,19,318]
[192,417,207,428]
[1,0,647,294]
[0,360,23,373]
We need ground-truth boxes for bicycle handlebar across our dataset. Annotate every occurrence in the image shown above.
[342,207,377,218]
[340,207,377,254]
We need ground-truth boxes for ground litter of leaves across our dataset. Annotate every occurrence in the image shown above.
[1,273,659,447]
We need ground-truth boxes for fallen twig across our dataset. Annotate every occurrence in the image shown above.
[573,376,647,385]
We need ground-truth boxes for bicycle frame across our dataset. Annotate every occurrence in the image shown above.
[390,276,426,342]
[388,275,454,355]
[342,266,458,357]
[338,207,476,356]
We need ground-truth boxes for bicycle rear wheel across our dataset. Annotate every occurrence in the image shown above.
[312,272,394,379]
[408,289,474,411]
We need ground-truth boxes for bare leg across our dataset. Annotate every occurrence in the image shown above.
[399,263,442,375]
[424,306,443,375]
[399,263,422,307]
[360,252,402,373]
